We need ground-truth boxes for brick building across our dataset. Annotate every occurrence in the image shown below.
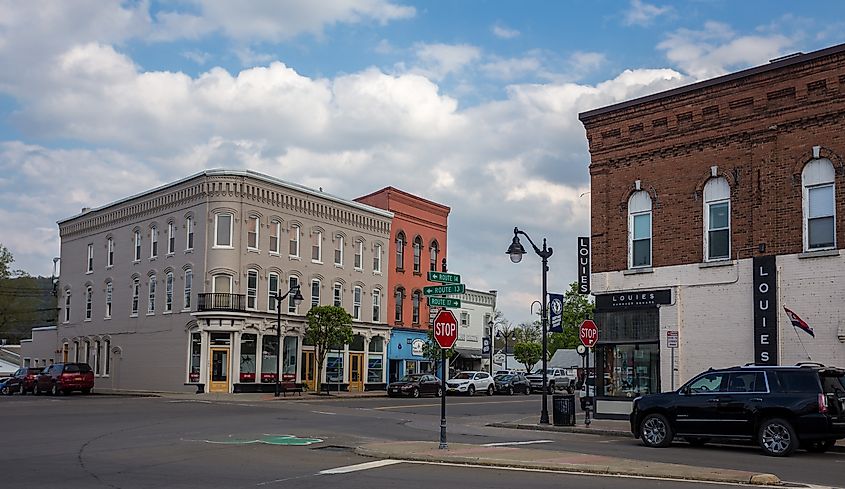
[580,44,845,418]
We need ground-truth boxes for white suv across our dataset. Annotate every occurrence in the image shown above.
[446,371,494,396]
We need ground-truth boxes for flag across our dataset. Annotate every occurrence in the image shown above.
[783,307,814,337]
[548,293,564,333]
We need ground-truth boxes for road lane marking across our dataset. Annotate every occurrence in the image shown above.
[311,410,336,415]
[318,459,403,474]
[374,399,536,410]
[482,440,554,447]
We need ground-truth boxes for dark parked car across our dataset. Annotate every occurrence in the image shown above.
[35,363,95,396]
[388,374,443,398]
[493,373,531,395]
[4,367,43,394]
[630,363,845,456]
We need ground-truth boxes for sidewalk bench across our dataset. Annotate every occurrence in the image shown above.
[279,382,304,396]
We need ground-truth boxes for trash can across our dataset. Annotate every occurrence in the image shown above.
[552,394,576,426]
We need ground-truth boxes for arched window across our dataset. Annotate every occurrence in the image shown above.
[394,287,405,323]
[85,286,93,320]
[311,279,321,308]
[105,280,113,318]
[131,278,140,316]
[395,232,406,270]
[628,190,652,268]
[704,177,730,261]
[147,274,157,314]
[183,268,193,311]
[246,269,258,310]
[803,159,836,251]
[412,290,421,324]
[165,271,174,312]
[64,289,71,323]
[150,225,158,257]
[412,236,422,273]
[372,288,381,322]
[214,213,233,248]
[429,240,439,272]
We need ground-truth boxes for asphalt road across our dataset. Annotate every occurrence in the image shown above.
[1,393,843,488]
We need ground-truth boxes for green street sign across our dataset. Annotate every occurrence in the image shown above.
[428,271,461,284]
[428,297,461,308]
[423,284,465,295]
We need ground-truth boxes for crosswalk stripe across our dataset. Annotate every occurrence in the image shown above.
[318,460,403,475]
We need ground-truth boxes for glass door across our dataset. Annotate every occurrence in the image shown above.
[209,348,229,393]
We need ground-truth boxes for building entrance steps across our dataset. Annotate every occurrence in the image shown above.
[355,441,781,485]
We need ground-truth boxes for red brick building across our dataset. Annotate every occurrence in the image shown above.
[580,44,845,417]
[356,187,450,329]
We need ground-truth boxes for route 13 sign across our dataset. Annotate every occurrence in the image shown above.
[548,293,564,333]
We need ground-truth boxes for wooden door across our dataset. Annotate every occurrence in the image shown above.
[208,348,230,393]
[301,350,316,391]
[350,353,364,392]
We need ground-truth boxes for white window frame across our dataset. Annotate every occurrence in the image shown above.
[372,288,381,322]
[107,237,114,267]
[289,225,300,258]
[85,286,92,321]
[373,243,382,273]
[212,274,233,293]
[165,271,174,312]
[353,286,362,321]
[412,237,422,273]
[183,269,192,311]
[396,233,405,270]
[167,222,175,255]
[333,282,342,307]
[268,272,279,312]
[131,279,139,316]
[270,220,280,255]
[311,230,322,263]
[150,226,158,258]
[802,159,837,252]
[310,279,321,308]
[87,244,94,273]
[134,230,141,261]
[412,290,421,324]
[105,281,112,318]
[147,275,156,314]
[354,239,363,270]
[288,276,300,314]
[214,213,234,248]
[246,269,258,310]
[247,216,260,251]
[334,234,344,266]
[186,217,194,251]
[628,191,653,269]
[703,178,731,262]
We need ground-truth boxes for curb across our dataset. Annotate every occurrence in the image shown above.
[487,422,632,438]
[354,443,781,486]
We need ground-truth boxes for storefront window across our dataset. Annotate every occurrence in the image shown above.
[326,352,344,383]
[261,335,278,383]
[600,343,659,397]
[283,336,298,381]
[240,334,257,383]
[406,361,417,375]
[368,355,383,383]
[189,333,201,382]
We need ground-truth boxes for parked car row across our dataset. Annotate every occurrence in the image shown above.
[1,363,95,396]
[387,371,539,397]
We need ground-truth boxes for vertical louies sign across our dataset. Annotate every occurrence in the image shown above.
[577,237,590,294]
[753,256,778,365]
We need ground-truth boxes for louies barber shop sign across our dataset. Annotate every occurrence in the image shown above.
[595,289,671,310]
[753,255,778,365]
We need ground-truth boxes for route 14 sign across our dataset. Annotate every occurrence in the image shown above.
[579,319,598,348]
[433,310,459,349]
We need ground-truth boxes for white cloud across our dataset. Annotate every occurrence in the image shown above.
[492,24,520,39]
[658,21,795,79]
[623,0,671,26]
[480,56,542,81]
[181,50,212,65]
[409,43,482,81]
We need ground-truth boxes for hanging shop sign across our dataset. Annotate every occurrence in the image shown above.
[577,237,590,294]
[753,255,778,366]
[594,289,671,310]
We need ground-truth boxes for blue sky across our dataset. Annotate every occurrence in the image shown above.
[1,0,843,326]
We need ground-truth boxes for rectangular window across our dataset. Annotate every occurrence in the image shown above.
[367,355,383,383]
[808,184,835,249]
[131,279,139,316]
[94,340,101,375]
[707,201,730,260]
[270,220,280,254]
[87,244,94,273]
[85,286,92,320]
[354,240,363,269]
[373,244,382,273]
[147,275,156,314]
[289,225,300,257]
[288,276,300,313]
[134,231,141,261]
[189,333,201,382]
[104,339,111,376]
[261,335,278,383]
[105,281,112,318]
[248,217,259,250]
[311,230,322,262]
[311,279,320,308]
[186,217,194,250]
[327,352,344,383]
[150,227,158,257]
[183,269,193,310]
[240,334,257,383]
[107,237,114,267]
[460,311,468,327]
[167,222,175,254]
[215,213,233,247]
[353,286,362,320]
[413,292,421,324]
[247,270,258,309]
[165,272,173,312]
[372,289,380,322]
[283,336,298,379]
[334,235,344,266]
[631,212,652,268]
[333,282,342,307]
[268,273,279,311]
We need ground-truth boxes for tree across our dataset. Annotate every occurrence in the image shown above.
[0,244,13,279]
[514,320,541,343]
[548,281,595,354]
[513,342,542,373]
[304,305,353,393]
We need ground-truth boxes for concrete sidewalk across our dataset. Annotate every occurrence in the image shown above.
[96,389,388,402]
[355,441,781,485]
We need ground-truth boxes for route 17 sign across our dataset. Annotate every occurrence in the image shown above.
[433,310,459,349]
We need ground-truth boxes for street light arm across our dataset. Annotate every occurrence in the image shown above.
[514,228,554,259]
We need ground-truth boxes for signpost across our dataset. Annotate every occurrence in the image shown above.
[433,309,458,450]
[667,331,678,390]
[579,319,599,427]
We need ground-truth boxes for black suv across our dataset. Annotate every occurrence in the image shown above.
[630,363,845,456]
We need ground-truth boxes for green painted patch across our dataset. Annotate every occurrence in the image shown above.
[203,434,323,446]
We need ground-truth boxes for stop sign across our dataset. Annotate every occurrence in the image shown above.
[433,310,459,349]
[580,319,598,348]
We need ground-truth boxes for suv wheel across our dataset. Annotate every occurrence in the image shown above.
[467,385,475,396]
[759,418,797,457]
[640,413,673,448]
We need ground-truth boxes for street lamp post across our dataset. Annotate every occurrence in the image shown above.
[487,320,494,375]
[506,226,553,425]
[275,285,304,397]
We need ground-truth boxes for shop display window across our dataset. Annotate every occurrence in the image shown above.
[283,336,298,382]
[600,343,659,397]
[261,335,278,383]
[240,334,257,383]
[326,352,344,383]
[367,355,383,383]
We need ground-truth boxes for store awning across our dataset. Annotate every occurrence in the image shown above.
[454,348,483,359]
